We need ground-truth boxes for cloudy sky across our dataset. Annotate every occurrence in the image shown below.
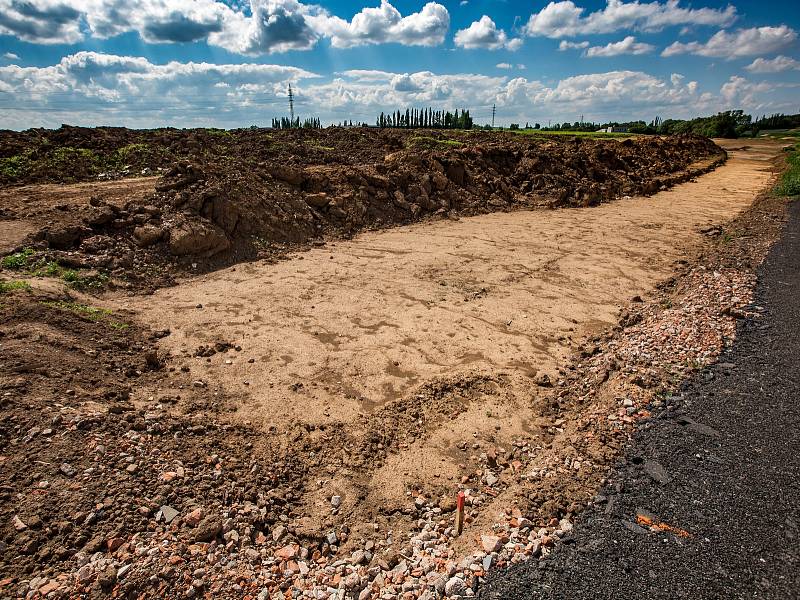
[0,0,798,129]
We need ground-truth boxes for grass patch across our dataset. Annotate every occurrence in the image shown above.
[41,300,129,329]
[50,147,101,177]
[1,248,35,270]
[203,128,232,137]
[775,142,800,197]
[0,280,31,294]
[512,130,635,139]
[37,261,62,277]
[408,136,463,149]
[720,229,741,244]
[0,152,33,180]
[110,143,152,171]
[61,269,110,291]
[2,252,110,291]
[759,128,800,140]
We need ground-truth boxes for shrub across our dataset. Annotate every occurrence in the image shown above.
[775,144,800,196]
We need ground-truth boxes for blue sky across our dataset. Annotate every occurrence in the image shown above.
[0,0,798,129]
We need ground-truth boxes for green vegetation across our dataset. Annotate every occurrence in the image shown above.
[203,128,232,137]
[111,143,151,168]
[60,269,110,291]
[272,117,322,129]
[35,261,62,277]
[2,249,110,291]
[0,140,162,184]
[775,141,800,197]
[378,108,473,130]
[1,248,35,270]
[0,152,33,180]
[759,128,800,141]
[50,147,99,175]
[502,111,800,139]
[0,280,31,294]
[513,129,633,139]
[41,300,129,329]
[408,136,463,149]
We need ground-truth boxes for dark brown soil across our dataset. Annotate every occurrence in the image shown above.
[0,289,305,594]
[0,127,723,292]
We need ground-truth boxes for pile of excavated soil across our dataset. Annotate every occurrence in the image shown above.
[0,128,723,290]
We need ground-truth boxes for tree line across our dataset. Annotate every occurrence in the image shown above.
[376,108,473,130]
[271,117,322,129]
[512,111,800,139]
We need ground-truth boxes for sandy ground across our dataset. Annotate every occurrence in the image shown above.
[106,139,778,522]
[478,164,799,600]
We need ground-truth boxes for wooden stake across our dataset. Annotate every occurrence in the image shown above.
[456,491,465,536]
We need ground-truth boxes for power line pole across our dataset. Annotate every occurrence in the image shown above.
[288,84,295,125]
[491,104,496,129]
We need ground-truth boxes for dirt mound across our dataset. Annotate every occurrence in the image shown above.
[0,128,723,290]
[0,289,306,596]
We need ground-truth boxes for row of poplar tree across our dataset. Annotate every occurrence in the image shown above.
[376,108,473,130]
[271,117,322,129]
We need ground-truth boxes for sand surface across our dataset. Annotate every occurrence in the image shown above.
[111,139,779,516]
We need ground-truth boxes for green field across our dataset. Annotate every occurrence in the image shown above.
[758,128,800,140]
[509,129,637,139]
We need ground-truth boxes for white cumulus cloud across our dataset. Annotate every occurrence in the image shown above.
[0,51,319,125]
[0,52,737,129]
[744,55,800,73]
[585,36,655,57]
[0,0,451,53]
[454,15,521,50]
[0,0,84,43]
[559,40,590,50]
[720,75,775,109]
[523,0,737,39]
[314,1,449,48]
[662,26,797,58]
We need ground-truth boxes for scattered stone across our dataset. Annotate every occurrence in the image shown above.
[643,460,670,484]
[160,505,179,524]
[185,508,203,527]
[272,525,287,542]
[192,517,222,542]
[445,576,466,596]
[275,544,298,560]
[481,535,502,553]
